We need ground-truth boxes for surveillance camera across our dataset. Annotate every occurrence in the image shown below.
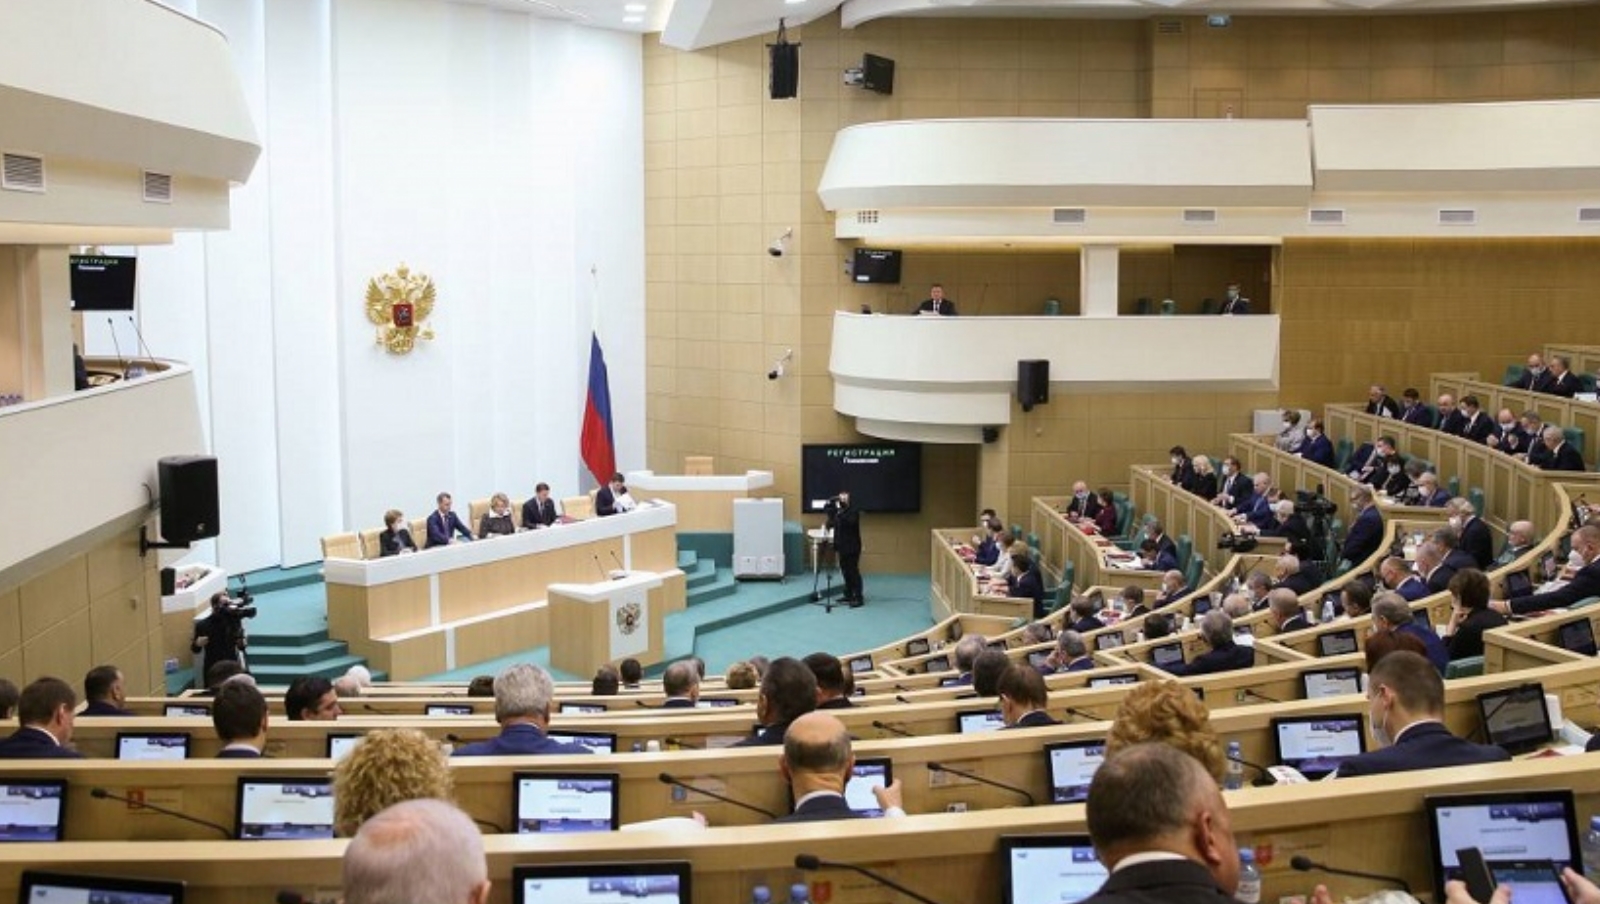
[767,228,792,258]
[768,368,781,380]
[768,242,785,258]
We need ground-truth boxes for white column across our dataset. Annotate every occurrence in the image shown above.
[1080,244,1120,318]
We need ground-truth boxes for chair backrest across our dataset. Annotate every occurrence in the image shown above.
[1042,298,1061,316]
[1445,656,1485,679]
[563,494,594,520]
[1563,426,1585,455]
[467,497,492,527]
[1448,475,1461,499]
[1469,487,1486,517]
[1116,502,1134,537]
[1134,297,1151,315]
[1159,298,1176,316]
[357,528,382,560]
[1175,534,1194,571]
[1184,554,1204,591]
[1334,438,1354,472]
[1201,297,1215,314]
[321,532,361,560]
[684,456,714,476]
[410,518,427,542]
[1502,364,1526,386]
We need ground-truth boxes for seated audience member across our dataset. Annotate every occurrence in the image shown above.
[1437,393,1468,436]
[1348,436,1393,486]
[1445,498,1494,569]
[950,634,987,686]
[972,649,1012,697]
[1105,681,1225,782]
[0,678,83,759]
[80,665,132,716]
[1371,592,1449,674]
[1171,611,1254,676]
[345,665,373,691]
[1415,541,1456,596]
[735,657,817,747]
[1487,407,1529,455]
[1218,281,1249,315]
[1494,524,1600,616]
[379,509,418,557]
[1272,555,1319,598]
[1363,626,1430,670]
[1399,388,1433,427]
[1497,520,1539,567]
[452,664,592,756]
[1069,595,1107,634]
[661,661,700,708]
[1511,353,1554,393]
[917,283,956,316]
[285,675,342,721]
[1405,470,1450,507]
[595,472,637,516]
[1341,487,1384,566]
[1092,488,1119,535]
[1379,555,1427,602]
[201,659,247,695]
[1442,569,1504,661]
[688,656,707,679]
[1005,551,1047,619]
[1546,354,1580,397]
[1046,631,1094,673]
[343,800,490,904]
[1341,582,1374,619]
[334,728,455,837]
[1259,500,1312,558]
[333,675,363,698]
[1458,395,1493,444]
[425,493,473,548]
[1153,570,1190,608]
[466,675,495,698]
[1367,384,1401,419]
[998,665,1060,728]
[1066,481,1102,521]
[590,666,619,696]
[1299,419,1335,468]
[1433,526,1478,575]
[1021,622,1054,647]
[1119,584,1149,617]
[1539,425,1586,472]
[214,680,269,758]
[774,713,904,823]
[477,493,516,538]
[1189,455,1219,502]
[1220,595,1252,620]
[1268,587,1312,633]
[619,658,643,688]
[1214,457,1253,510]
[1238,473,1275,531]
[1243,571,1273,611]
[1277,410,1306,452]
[1081,744,1244,904]
[521,482,557,529]
[1168,447,1197,494]
[0,678,17,720]
[803,653,853,709]
[1335,651,1510,777]
[748,656,772,679]
[1146,519,1179,559]
[971,518,1002,567]
[724,661,759,690]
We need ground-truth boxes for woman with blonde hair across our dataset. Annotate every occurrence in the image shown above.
[478,493,516,537]
[333,728,455,837]
[1189,456,1219,502]
[1105,680,1225,781]
[724,661,759,690]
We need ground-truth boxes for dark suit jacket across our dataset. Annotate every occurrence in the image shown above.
[1078,857,1242,904]
[1064,658,1095,672]
[1341,505,1383,565]
[829,504,862,556]
[1423,563,1457,595]
[1542,442,1586,473]
[595,485,624,516]
[1443,548,1476,574]
[661,698,697,709]
[1395,576,1429,602]
[733,721,795,748]
[1170,461,1196,492]
[1458,517,1494,569]
[1367,396,1401,419]
[818,696,855,710]
[1514,368,1556,393]
[1527,439,1554,470]
[1189,472,1219,501]
[1072,616,1106,634]
[1277,572,1319,598]
[1508,558,1600,615]
[1218,296,1250,315]
[1154,586,1192,608]
[1243,495,1275,531]
[1546,371,1579,398]
[0,728,83,759]
[1336,721,1510,778]
[452,723,594,757]
[1007,710,1062,729]
[1279,612,1312,633]
[1491,424,1530,455]
[1067,493,1103,520]
[379,527,417,557]
[1174,642,1253,676]
[1300,433,1335,468]
[974,536,1000,567]
[1264,514,1312,558]
[1460,412,1494,444]
[1093,504,1119,535]
[1398,623,1451,674]
[1401,403,1434,427]
[1438,409,1469,436]
[1447,607,1507,660]
[1007,566,1046,616]
[774,793,865,824]
[478,513,515,537]
[916,298,957,315]
[1217,473,1252,507]
[216,747,264,759]
[521,496,557,528]
[80,700,133,717]
[426,510,472,547]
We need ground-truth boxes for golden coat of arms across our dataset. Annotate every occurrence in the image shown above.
[615,602,642,636]
[365,263,436,355]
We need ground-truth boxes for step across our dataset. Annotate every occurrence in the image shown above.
[247,628,332,649]
[250,653,370,684]
[685,558,719,590]
[235,563,324,596]
[686,568,738,607]
[244,639,351,667]
[676,550,698,571]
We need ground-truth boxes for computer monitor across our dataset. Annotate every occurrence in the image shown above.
[234,777,335,840]
[1270,714,1366,779]
[1557,619,1597,657]
[546,731,617,755]
[325,734,363,761]
[1000,834,1108,904]
[925,654,952,673]
[424,704,473,716]
[1425,790,1581,898]
[1044,741,1106,804]
[513,862,690,904]
[1027,651,1051,670]
[939,676,965,688]
[1094,633,1124,651]
[1318,629,1359,657]
[957,709,1006,734]
[20,871,183,904]
[843,758,893,817]
[988,641,1008,653]
[1300,667,1362,700]
[513,773,619,833]
[0,781,66,842]
[847,655,874,674]
[163,705,209,717]
[558,703,608,715]
[906,638,931,656]
[1476,684,1552,754]
[697,698,740,708]
[1149,642,1185,670]
[1088,674,1138,689]
[115,733,190,761]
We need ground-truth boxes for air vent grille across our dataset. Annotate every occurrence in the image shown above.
[1156,20,1185,34]
[143,171,173,204]
[1308,208,1346,226]
[1579,207,1600,224]
[855,210,879,224]
[1052,208,1087,225]
[1182,208,1218,224]
[1438,208,1477,226]
[1,153,45,193]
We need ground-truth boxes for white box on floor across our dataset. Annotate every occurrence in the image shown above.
[733,498,784,580]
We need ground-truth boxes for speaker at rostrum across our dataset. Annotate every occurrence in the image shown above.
[1018,360,1050,410]
[159,455,219,543]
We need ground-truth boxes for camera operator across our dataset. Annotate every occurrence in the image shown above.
[824,490,863,607]
[191,589,257,679]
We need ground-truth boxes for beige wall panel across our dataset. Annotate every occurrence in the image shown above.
[22,606,92,684]
[89,574,149,664]
[0,588,21,659]
[454,609,548,667]
[19,554,88,639]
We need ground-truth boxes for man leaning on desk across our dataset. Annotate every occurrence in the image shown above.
[915,283,957,316]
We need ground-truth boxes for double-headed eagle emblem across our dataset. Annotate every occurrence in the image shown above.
[615,602,643,636]
[366,264,436,355]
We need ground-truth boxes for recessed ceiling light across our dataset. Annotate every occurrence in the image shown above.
[623,14,643,22]
[623,2,646,10]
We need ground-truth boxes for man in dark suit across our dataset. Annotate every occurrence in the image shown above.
[1267,587,1312,634]
[1153,570,1191,608]
[826,490,864,606]
[660,661,700,708]
[1372,595,1449,674]
[1171,611,1254,676]
[1436,393,1468,436]
[1335,651,1509,777]
[950,634,987,686]
[1260,501,1312,559]
[803,653,855,710]
[595,473,637,517]
[1272,556,1320,600]
[1416,541,1457,596]
[1065,481,1102,521]
[521,482,558,529]
[735,657,818,747]
[1340,487,1384,566]
[378,509,417,556]
[1217,282,1249,315]
[1486,407,1530,455]
[1545,355,1580,398]
[1069,595,1107,634]
[773,713,904,823]
[1079,743,1245,904]
[1537,425,1586,472]
[425,492,473,548]
[0,678,84,759]
[1366,384,1401,419]
[1044,631,1094,674]
[915,283,956,316]
[1380,556,1429,603]
[1213,457,1253,510]
[1458,396,1494,444]
[1511,354,1555,393]
[191,592,250,681]
[998,665,1061,729]
[1495,525,1600,616]
[284,675,342,721]
[213,679,269,758]
[1445,501,1495,570]
[1005,551,1047,619]
[79,665,133,716]
[452,664,594,756]
[1399,388,1434,426]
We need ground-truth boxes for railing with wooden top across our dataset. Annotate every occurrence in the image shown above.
[1031,497,1166,593]
[1430,371,1600,465]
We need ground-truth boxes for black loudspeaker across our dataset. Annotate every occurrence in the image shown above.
[769,41,800,99]
[160,567,177,596]
[159,455,219,543]
[1018,360,1050,411]
[982,427,1000,444]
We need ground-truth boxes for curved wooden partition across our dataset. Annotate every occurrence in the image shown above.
[1430,371,1600,466]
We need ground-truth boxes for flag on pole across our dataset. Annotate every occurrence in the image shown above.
[580,331,616,487]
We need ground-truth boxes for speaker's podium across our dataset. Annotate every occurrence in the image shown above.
[547,571,668,676]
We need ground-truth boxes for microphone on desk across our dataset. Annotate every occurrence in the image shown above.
[926,762,1035,807]
[894,694,915,705]
[658,773,777,819]
[795,855,946,904]
[1290,855,1412,895]
[1239,688,1280,704]
[665,736,702,750]
[105,317,129,379]
[608,550,626,573]
[361,702,397,715]
[90,787,232,838]
[126,314,155,376]
[1063,706,1103,723]
[1226,754,1279,788]
[871,720,914,738]
[591,554,609,581]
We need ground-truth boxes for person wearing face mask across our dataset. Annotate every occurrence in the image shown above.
[1217,282,1249,316]
[1378,453,1412,498]
[1212,457,1252,510]
[378,509,418,557]
[1340,487,1384,567]
[1493,525,1600,616]
[1334,651,1509,778]
[1414,541,1456,595]
[1485,407,1528,455]
[1399,388,1433,427]
[1380,556,1429,602]
[1537,425,1586,472]
[1298,419,1334,468]
[1168,447,1197,493]
[1275,410,1305,452]
[1445,498,1494,569]
[1458,395,1493,444]
[1511,353,1556,393]
[1347,436,1394,486]
[1066,480,1102,521]
[1189,455,1219,502]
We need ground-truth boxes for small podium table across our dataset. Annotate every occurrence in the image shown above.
[547,571,667,676]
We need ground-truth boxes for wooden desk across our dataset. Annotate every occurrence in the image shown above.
[928,530,1037,621]
[623,469,774,532]
[1431,370,1600,466]
[1029,499,1166,594]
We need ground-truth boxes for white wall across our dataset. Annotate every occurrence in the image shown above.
[86,0,645,572]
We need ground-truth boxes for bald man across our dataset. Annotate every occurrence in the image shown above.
[1067,481,1102,520]
[775,712,904,823]
[344,800,490,904]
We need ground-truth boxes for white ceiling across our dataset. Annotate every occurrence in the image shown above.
[445,0,675,33]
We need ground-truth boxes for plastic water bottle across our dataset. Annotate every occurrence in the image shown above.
[787,883,810,904]
[1237,849,1261,904]
[1582,816,1600,879]
[1224,741,1245,791]
[750,885,772,904]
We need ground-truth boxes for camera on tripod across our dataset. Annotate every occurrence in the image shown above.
[1217,532,1258,552]
[1293,489,1337,518]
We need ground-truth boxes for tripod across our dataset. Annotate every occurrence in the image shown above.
[810,535,839,613]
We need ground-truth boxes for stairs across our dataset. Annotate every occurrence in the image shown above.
[680,550,737,607]
[243,628,376,686]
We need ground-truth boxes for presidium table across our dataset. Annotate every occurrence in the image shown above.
[324,503,686,680]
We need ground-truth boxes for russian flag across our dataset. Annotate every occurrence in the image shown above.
[579,331,616,487]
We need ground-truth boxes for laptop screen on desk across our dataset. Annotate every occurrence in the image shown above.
[234,777,334,840]
[546,731,616,755]
[1300,667,1362,700]
[1150,643,1185,670]
[0,781,66,842]
[1270,714,1365,778]
[1558,619,1597,657]
[1045,742,1105,804]
[513,862,689,904]
[1477,684,1552,754]
[1318,630,1359,657]
[514,774,618,833]
[1001,835,1107,904]
[20,872,183,904]
[957,709,1005,734]
[1426,791,1580,898]
[116,733,190,761]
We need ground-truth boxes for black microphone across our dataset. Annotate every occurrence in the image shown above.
[1290,854,1412,895]
[1063,706,1103,723]
[126,314,154,375]
[90,787,231,838]
[665,736,702,750]
[1240,688,1280,704]
[658,773,777,819]
[361,702,396,715]
[105,317,129,378]
[1227,754,1279,787]
[469,815,506,834]
[871,720,914,738]
[795,855,945,904]
[608,550,626,573]
[592,554,608,581]
[926,762,1034,806]
[894,694,915,705]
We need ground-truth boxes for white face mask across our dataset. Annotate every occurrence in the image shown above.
[1387,465,1401,475]
[1172,457,1182,466]
[1306,429,1319,438]
[1499,421,1515,430]
[1282,420,1293,428]
[1222,465,1234,476]
[1449,516,1462,529]
[1227,289,1239,300]
[393,518,405,530]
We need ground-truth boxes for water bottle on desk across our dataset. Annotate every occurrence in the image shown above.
[1582,816,1600,879]
[749,885,771,904]
[1224,741,1245,791]
[787,883,810,904]
[1236,849,1261,904]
